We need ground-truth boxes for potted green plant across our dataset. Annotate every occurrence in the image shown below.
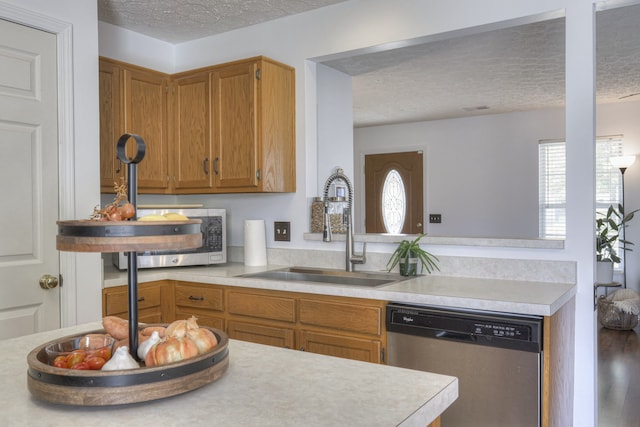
[386,234,440,276]
[596,203,638,283]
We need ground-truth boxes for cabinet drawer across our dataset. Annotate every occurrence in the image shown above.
[175,308,224,329]
[111,310,162,324]
[299,330,381,363]
[299,298,382,336]
[105,285,161,316]
[227,291,295,323]
[175,283,223,311]
[228,320,294,349]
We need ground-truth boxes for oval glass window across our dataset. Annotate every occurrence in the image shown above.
[381,169,406,234]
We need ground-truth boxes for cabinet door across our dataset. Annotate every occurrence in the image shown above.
[102,282,164,323]
[257,58,296,193]
[299,330,382,363]
[174,282,224,311]
[227,320,294,349]
[170,72,213,190]
[99,59,124,192]
[227,289,295,323]
[298,298,383,336]
[175,308,224,329]
[123,67,169,190]
[174,282,225,327]
[211,61,259,190]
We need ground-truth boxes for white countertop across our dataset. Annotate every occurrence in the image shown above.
[104,263,576,316]
[3,322,457,426]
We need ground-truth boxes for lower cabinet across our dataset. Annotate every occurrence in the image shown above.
[227,320,295,349]
[298,330,382,363]
[101,280,170,323]
[102,280,387,364]
[173,281,225,329]
[226,288,296,348]
[297,296,385,363]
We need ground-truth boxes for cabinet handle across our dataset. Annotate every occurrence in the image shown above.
[300,346,305,351]
[203,157,209,175]
[188,295,205,301]
[213,157,219,175]
[116,159,121,174]
[137,296,145,302]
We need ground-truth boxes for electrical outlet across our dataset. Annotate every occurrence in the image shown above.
[429,214,442,224]
[274,221,291,241]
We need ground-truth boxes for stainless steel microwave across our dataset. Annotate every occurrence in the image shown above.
[112,207,226,270]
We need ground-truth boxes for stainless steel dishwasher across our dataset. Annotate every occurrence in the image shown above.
[386,303,543,427]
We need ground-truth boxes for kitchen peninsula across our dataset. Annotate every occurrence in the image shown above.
[103,262,576,426]
[3,322,457,426]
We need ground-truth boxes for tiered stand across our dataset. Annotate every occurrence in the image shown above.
[26,134,229,405]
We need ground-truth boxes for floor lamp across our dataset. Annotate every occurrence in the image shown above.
[610,155,636,288]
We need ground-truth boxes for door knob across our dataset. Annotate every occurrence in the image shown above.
[39,274,59,290]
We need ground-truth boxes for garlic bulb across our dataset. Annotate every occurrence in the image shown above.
[145,337,199,367]
[137,330,161,360]
[187,326,218,354]
[101,346,140,370]
[165,316,199,338]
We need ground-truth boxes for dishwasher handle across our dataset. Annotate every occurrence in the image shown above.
[436,330,477,343]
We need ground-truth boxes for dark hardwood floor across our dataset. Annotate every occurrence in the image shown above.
[598,322,640,427]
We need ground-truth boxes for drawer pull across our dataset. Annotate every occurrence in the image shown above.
[188,295,205,301]
[137,297,145,302]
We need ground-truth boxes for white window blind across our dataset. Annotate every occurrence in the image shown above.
[538,136,623,239]
[596,136,624,211]
[539,140,566,238]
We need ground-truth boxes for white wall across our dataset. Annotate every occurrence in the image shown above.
[98,21,175,73]
[355,108,565,238]
[356,99,640,290]
[96,0,610,425]
[0,0,102,326]
[316,64,354,194]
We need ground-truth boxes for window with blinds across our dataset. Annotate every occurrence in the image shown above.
[538,136,623,239]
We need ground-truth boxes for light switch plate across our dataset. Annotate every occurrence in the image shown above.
[274,221,290,241]
[429,214,442,223]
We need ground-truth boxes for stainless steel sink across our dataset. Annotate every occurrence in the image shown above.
[239,267,407,287]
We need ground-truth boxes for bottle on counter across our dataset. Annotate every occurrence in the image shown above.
[311,197,325,233]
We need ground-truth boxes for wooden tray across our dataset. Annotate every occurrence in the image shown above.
[26,327,229,406]
[56,219,202,253]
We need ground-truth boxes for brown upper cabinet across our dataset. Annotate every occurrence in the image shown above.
[99,56,296,194]
[170,70,213,191]
[123,66,170,191]
[99,59,125,190]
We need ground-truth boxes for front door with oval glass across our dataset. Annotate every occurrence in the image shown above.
[364,151,423,234]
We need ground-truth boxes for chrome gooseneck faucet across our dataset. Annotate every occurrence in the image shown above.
[322,168,366,271]
[344,207,365,271]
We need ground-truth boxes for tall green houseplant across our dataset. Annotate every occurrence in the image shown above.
[387,234,439,276]
[596,203,638,264]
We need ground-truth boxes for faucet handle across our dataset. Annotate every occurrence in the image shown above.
[351,242,366,264]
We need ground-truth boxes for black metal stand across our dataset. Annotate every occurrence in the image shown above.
[116,133,146,359]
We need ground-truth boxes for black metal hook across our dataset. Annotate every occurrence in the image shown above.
[116,133,146,164]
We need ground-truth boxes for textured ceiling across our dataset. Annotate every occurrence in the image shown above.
[97,0,349,43]
[323,18,567,127]
[97,1,640,127]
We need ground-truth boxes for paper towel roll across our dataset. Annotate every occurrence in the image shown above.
[244,220,267,266]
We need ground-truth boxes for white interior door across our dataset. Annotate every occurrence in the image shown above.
[0,18,60,339]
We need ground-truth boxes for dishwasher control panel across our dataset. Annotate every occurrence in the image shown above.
[386,303,543,353]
